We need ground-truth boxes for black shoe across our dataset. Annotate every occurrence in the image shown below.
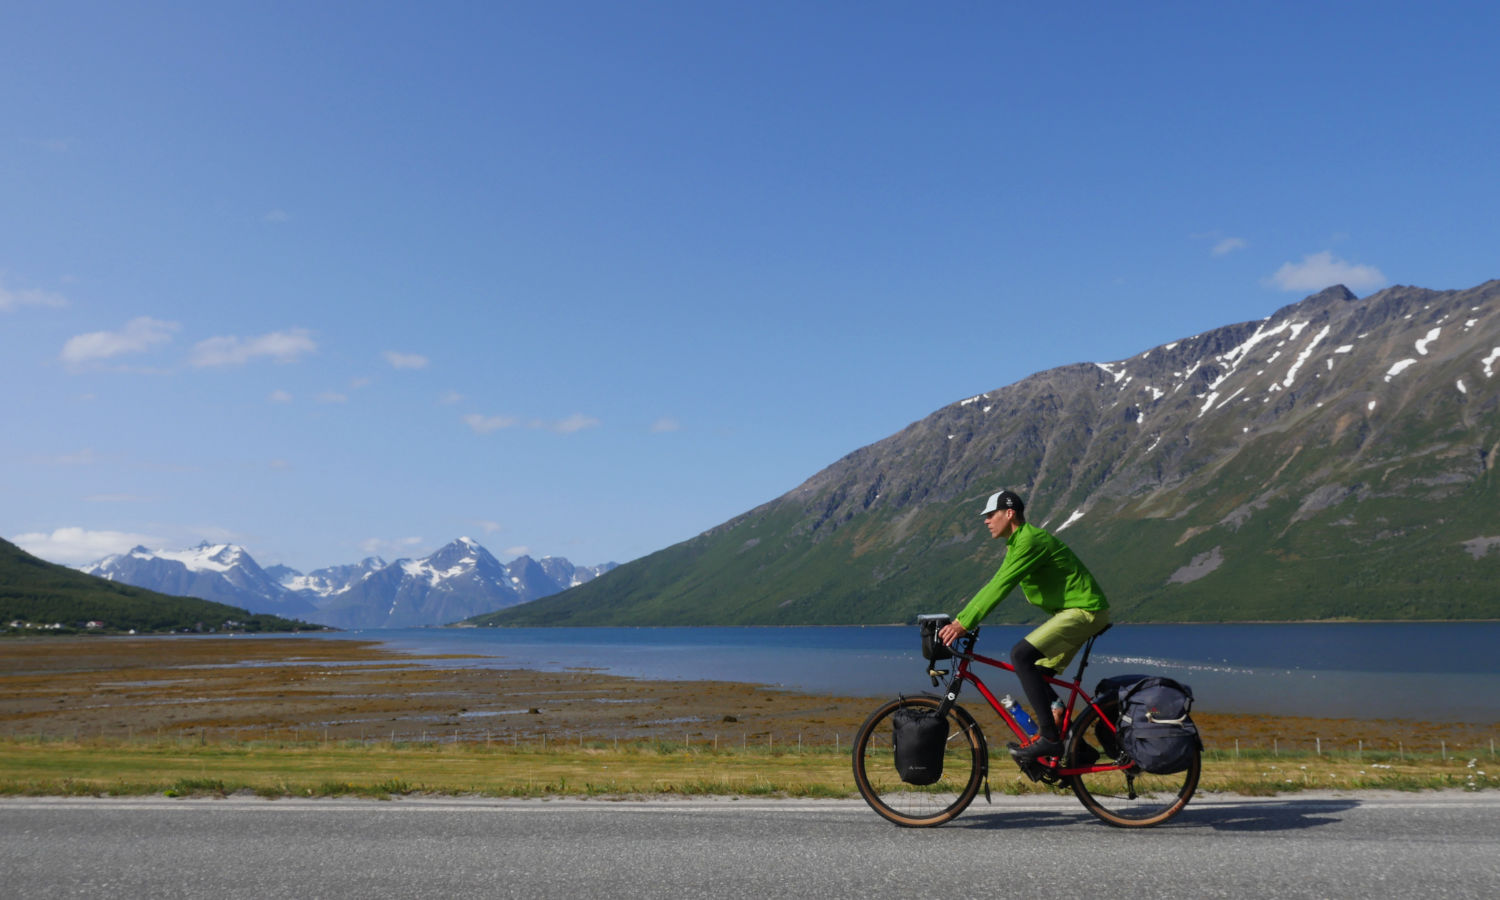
[1009,736,1063,765]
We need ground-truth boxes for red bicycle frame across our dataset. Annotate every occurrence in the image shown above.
[939,631,1125,776]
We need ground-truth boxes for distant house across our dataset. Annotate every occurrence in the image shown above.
[85,620,105,629]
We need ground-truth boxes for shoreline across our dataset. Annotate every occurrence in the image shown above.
[2,636,1494,754]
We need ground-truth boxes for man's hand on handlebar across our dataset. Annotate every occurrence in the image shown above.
[938,620,968,647]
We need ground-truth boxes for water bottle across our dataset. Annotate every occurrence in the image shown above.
[1000,694,1038,737]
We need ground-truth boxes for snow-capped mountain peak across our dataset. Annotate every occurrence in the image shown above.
[83,538,616,629]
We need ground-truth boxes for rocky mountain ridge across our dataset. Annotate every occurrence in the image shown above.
[478,280,1500,625]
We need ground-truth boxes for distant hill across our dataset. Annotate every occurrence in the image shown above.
[1,538,315,634]
[476,280,1500,626]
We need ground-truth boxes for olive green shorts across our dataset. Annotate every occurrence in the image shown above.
[1025,607,1110,672]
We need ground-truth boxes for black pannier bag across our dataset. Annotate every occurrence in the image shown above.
[1105,675,1202,774]
[917,614,953,662]
[891,706,950,785]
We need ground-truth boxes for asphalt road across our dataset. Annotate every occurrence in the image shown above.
[3,792,1498,899]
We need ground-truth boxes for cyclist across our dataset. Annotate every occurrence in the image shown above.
[937,489,1110,765]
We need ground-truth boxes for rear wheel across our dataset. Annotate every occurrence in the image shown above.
[852,695,986,827]
[1066,702,1199,827]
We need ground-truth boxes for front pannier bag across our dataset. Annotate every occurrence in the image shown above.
[917,614,953,662]
[1114,676,1202,774]
[891,706,950,785]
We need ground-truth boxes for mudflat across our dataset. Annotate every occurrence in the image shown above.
[1,636,1486,753]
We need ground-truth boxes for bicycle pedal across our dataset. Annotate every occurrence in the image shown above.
[1009,752,1044,783]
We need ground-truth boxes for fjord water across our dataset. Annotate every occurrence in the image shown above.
[314,622,1500,723]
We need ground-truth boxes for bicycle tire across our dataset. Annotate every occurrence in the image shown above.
[851,694,987,827]
[1066,701,1199,827]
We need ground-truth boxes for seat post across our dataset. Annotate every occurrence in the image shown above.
[1072,624,1112,683]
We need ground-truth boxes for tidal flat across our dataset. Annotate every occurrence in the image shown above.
[1,636,1493,798]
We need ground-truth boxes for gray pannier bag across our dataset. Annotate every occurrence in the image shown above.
[1111,675,1202,774]
[891,705,950,785]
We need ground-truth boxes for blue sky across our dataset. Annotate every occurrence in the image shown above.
[4,1,1497,572]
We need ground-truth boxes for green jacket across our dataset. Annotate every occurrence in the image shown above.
[955,522,1108,629]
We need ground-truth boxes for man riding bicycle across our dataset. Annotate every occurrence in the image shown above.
[937,489,1110,766]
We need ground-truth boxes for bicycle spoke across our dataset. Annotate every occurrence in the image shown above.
[1066,705,1198,827]
[852,696,985,827]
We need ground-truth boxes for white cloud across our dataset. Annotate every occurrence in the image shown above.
[189,328,316,367]
[384,351,429,370]
[504,545,530,558]
[464,413,519,434]
[650,417,682,433]
[439,391,464,406]
[263,209,290,224]
[359,536,425,557]
[465,412,600,435]
[538,413,601,434]
[0,276,69,312]
[11,527,163,566]
[476,520,503,535]
[316,391,348,404]
[268,389,294,403]
[1268,251,1387,292]
[1212,237,1248,257]
[60,317,179,365]
[36,448,99,466]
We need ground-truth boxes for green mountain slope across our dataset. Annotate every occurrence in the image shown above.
[477,281,1500,625]
[1,538,315,633]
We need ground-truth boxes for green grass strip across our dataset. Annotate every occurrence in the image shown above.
[0,736,1492,799]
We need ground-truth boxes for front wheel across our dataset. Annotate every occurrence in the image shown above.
[1066,701,1199,827]
[851,695,987,827]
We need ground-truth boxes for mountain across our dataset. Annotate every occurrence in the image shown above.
[1,537,311,634]
[476,280,1500,626]
[83,539,616,629]
[82,540,322,618]
[82,542,322,619]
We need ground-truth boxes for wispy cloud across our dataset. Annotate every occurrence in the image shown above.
[543,413,601,434]
[464,413,519,434]
[36,448,99,466]
[463,412,601,435]
[0,276,69,312]
[650,417,681,433]
[11,526,163,566]
[268,389,294,404]
[189,328,316,367]
[60,317,180,366]
[316,391,349,404]
[1268,251,1386,292]
[358,536,425,558]
[263,209,291,224]
[1212,237,1248,257]
[30,137,76,154]
[384,351,429,370]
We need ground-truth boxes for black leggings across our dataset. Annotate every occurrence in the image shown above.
[1011,640,1060,741]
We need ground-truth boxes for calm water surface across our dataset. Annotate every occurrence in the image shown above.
[298,622,1500,723]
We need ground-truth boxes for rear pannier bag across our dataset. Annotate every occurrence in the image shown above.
[892,706,949,785]
[1111,676,1202,775]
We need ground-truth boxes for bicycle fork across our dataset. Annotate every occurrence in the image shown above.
[937,685,992,804]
